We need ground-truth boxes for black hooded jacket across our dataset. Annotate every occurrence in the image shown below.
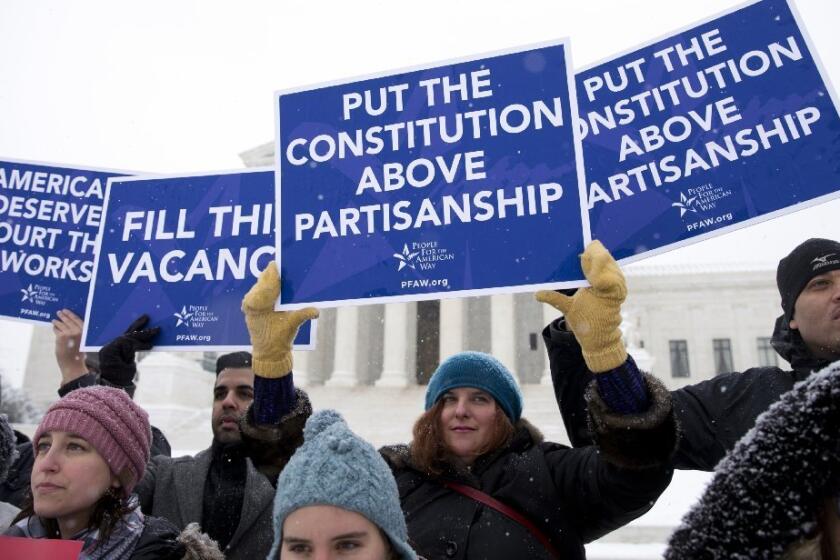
[543,314,832,471]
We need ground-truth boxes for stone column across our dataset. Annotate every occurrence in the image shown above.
[439,298,463,362]
[490,294,516,374]
[291,349,310,386]
[306,308,336,385]
[462,297,492,353]
[23,325,62,409]
[328,306,359,387]
[405,302,418,385]
[377,303,413,387]
[356,304,385,385]
[514,292,545,384]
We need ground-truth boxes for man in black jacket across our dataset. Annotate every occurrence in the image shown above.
[540,238,840,471]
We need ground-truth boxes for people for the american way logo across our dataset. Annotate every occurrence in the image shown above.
[393,244,419,271]
[174,305,193,327]
[20,284,37,302]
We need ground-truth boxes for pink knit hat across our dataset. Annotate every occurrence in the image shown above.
[33,386,151,496]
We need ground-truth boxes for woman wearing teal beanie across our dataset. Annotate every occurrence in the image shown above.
[249,244,679,559]
[268,409,417,560]
[380,243,680,560]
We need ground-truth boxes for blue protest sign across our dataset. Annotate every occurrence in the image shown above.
[577,0,840,262]
[0,159,127,325]
[275,41,589,309]
[82,168,315,351]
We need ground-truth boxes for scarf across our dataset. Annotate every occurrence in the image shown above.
[9,495,146,559]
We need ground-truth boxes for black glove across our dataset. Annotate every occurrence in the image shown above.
[98,315,160,388]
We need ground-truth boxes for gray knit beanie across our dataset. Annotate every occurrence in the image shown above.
[267,410,416,560]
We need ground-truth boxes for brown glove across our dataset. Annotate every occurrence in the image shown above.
[242,262,319,378]
[536,240,627,373]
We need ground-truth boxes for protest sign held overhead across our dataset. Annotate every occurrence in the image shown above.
[578,0,840,262]
[275,41,590,309]
[0,159,127,324]
[82,169,315,351]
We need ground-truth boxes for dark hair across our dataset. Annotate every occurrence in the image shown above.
[215,351,252,375]
[409,398,515,476]
[12,488,137,548]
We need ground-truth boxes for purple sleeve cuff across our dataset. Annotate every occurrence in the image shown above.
[595,355,650,414]
[253,373,297,425]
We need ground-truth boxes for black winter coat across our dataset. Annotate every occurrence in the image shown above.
[665,360,840,559]
[381,375,677,560]
[544,314,832,471]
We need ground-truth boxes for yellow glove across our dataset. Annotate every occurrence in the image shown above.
[535,240,627,373]
[242,262,319,378]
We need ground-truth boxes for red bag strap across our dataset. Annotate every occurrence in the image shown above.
[443,481,561,560]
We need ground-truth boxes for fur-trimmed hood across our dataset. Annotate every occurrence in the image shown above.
[239,388,312,479]
[586,371,679,470]
[177,522,225,560]
[665,360,840,559]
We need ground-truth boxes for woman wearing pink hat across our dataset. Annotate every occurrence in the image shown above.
[4,386,222,559]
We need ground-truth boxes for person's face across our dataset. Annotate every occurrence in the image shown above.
[439,387,500,464]
[280,505,391,560]
[211,368,255,443]
[790,270,840,361]
[31,431,119,538]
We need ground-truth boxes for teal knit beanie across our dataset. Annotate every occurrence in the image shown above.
[267,410,417,560]
[425,351,523,421]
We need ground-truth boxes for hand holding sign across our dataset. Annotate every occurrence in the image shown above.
[242,262,319,378]
[52,309,87,383]
[536,240,627,373]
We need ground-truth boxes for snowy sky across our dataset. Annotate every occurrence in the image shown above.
[0,0,837,268]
